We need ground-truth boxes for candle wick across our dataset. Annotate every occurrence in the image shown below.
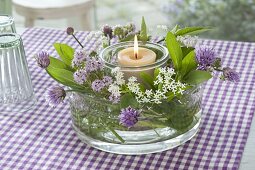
[135,53,138,59]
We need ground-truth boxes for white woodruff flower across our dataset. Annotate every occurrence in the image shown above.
[144,89,153,97]
[157,25,169,32]
[154,75,163,85]
[111,67,120,74]
[128,76,137,83]
[141,97,150,103]
[111,67,125,85]
[126,67,186,104]
[108,84,121,97]
[116,73,125,85]
[127,80,140,95]
[177,35,199,47]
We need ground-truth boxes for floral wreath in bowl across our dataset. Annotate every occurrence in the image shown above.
[35,17,239,133]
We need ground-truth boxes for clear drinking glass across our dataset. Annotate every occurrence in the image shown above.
[0,15,16,33]
[0,33,36,113]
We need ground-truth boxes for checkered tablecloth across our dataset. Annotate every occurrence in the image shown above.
[0,28,255,170]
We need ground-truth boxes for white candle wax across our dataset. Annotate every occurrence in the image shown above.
[117,47,156,82]
[118,47,156,67]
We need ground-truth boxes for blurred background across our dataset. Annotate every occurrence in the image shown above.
[1,0,255,41]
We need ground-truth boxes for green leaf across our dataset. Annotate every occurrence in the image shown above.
[180,51,197,77]
[120,93,138,108]
[166,92,175,101]
[139,16,148,43]
[140,72,155,90]
[46,66,84,89]
[175,27,212,36]
[181,47,194,57]
[49,57,67,69]
[184,70,212,85]
[48,56,74,72]
[137,120,167,128]
[165,32,183,71]
[170,24,179,33]
[154,68,160,79]
[120,34,135,42]
[54,43,74,66]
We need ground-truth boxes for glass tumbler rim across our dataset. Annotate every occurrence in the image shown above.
[0,15,14,27]
[0,33,20,48]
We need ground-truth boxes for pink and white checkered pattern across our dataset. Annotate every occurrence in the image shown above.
[0,28,254,169]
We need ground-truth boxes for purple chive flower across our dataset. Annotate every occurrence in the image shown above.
[36,51,50,68]
[91,79,104,92]
[119,106,140,128]
[72,50,86,68]
[197,65,207,71]
[85,58,104,73]
[66,27,74,35]
[196,45,217,70]
[223,67,240,82]
[102,76,113,86]
[102,25,113,39]
[73,69,87,84]
[45,86,66,106]
[109,94,120,104]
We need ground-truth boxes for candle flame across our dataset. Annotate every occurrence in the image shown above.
[134,35,138,59]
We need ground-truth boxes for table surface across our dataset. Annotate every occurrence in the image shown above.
[1,28,255,170]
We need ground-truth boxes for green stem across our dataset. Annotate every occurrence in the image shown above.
[153,128,160,137]
[149,120,161,137]
[66,89,87,93]
[146,107,164,116]
[107,35,111,46]
[156,37,165,43]
[107,126,125,143]
[214,67,223,71]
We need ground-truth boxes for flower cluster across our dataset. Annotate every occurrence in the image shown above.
[73,53,104,85]
[91,76,113,92]
[177,35,199,47]
[72,50,87,68]
[222,67,240,82]
[35,51,50,68]
[127,68,186,104]
[107,67,125,103]
[112,23,136,40]
[100,23,136,48]
[157,25,169,32]
[195,45,216,70]
[102,25,113,39]
[119,106,140,128]
[45,85,66,107]
[73,69,87,85]
[195,45,240,82]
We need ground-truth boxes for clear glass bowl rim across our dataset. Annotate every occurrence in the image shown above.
[99,41,169,71]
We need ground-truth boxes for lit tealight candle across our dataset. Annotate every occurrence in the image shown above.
[118,35,156,66]
[118,35,156,81]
